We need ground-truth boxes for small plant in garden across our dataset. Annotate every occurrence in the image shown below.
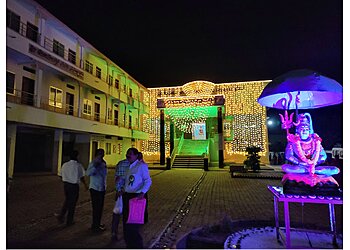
[243,146,261,172]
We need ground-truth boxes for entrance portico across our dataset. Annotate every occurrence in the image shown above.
[142,80,270,168]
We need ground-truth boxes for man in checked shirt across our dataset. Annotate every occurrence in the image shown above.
[111,157,129,240]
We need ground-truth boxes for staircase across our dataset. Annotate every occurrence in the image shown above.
[179,139,208,155]
[172,155,204,169]
[171,139,208,169]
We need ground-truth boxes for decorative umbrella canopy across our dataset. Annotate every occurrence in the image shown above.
[257,69,343,109]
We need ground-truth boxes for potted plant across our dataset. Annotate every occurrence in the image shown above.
[243,146,261,172]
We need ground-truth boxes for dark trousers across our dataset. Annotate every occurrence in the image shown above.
[60,182,79,225]
[112,212,121,235]
[90,188,105,229]
[122,192,148,249]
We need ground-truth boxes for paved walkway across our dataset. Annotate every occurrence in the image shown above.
[6,167,343,248]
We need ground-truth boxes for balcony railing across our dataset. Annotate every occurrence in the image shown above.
[6,89,37,106]
[43,37,76,65]
[7,14,150,116]
[7,13,40,43]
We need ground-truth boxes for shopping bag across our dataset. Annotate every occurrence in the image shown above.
[127,197,146,224]
[113,196,123,214]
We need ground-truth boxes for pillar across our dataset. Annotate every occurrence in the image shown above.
[6,124,17,178]
[54,129,63,175]
[217,107,224,168]
[35,66,43,108]
[160,109,165,165]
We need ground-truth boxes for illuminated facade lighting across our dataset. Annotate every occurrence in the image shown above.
[143,80,270,163]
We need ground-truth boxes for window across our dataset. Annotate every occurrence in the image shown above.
[6,9,20,32]
[26,22,38,42]
[85,61,93,74]
[129,88,133,97]
[114,110,119,125]
[123,84,127,93]
[96,66,101,79]
[68,49,76,65]
[49,86,63,108]
[107,108,112,120]
[106,143,111,155]
[6,71,15,94]
[83,99,92,115]
[108,75,113,85]
[53,39,64,57]
[115,78,119,89]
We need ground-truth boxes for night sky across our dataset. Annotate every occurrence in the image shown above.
[34,0,343,148]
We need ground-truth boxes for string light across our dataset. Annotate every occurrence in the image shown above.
[142,80,270,162]
[182,81,215,96]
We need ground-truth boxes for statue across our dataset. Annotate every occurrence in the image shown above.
[279,112,340,194]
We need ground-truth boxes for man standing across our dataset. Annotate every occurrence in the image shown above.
[86,148,107,232]
[111,158,130,240]
[123,148,152,248]
[56,150,87,226]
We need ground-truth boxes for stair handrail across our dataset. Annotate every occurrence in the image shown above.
[170,133,184,166]
[204,139,210,163]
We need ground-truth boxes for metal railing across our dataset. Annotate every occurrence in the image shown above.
[6,89,37,106]
[170,133,184,167]
[43,37,76,65]
[7,12,149,115]
[7,91,146,131]
[7,13,39,43]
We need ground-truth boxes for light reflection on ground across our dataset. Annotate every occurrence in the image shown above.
[224,226,343,249]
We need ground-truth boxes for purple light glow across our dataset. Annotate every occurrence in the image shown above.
[257,69,343,109]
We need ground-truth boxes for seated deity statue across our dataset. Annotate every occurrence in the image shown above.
[282,113,339,176]
[280,112,340,195]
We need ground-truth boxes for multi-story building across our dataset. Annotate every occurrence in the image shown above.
[6,0,149,177]
[6,0,270,177]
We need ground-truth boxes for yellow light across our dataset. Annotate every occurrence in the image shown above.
[142,81,270,158]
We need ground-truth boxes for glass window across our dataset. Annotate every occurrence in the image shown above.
[68,49,76,65]
[83,99,92,115]
[114,109,119,125]
[108,75,113,85]
[85,61,93,74]
[115,79,119,89]
[6,71,15,94]
[96,67,101,79]
[53,39,64,57]
[49,86,63,108]
[26,22,38,42]
[6,9,20,32]
[107,108,112,120]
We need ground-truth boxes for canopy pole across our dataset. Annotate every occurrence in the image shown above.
[295,91,300,122]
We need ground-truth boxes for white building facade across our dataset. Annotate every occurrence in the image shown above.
[6,0,150,176]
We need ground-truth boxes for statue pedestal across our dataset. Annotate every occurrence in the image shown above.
[268,185,342,249]
[281,173,341,196]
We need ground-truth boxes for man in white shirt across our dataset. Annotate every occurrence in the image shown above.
[122,148,152,248]
[55,150,87,226]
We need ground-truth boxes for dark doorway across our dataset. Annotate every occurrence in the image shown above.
[94,103,100,121]
[14,128,54,173]
[21,77,35,106]
[66,92,74,115]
